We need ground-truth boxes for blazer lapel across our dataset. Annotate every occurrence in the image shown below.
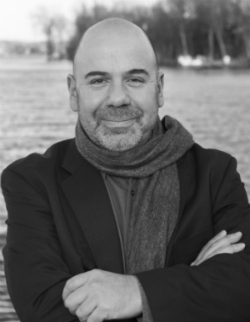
[60,140,124,274]
[165,149,192,266]
[178,150,192,222]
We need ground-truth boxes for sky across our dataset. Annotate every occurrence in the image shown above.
[0,0,158,42]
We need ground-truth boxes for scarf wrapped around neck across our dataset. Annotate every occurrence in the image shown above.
[75,115,194,274]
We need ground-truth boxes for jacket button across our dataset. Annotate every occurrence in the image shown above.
[131,190,135,196]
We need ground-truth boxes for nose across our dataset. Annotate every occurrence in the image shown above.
[106,81,131,107]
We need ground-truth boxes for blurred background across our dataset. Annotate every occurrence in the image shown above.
[0,0,250,320]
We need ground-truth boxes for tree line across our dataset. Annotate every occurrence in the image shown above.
[66,0,250,66]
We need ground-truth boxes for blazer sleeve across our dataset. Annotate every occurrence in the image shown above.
[1,166,79,322]
[135,156,250,322]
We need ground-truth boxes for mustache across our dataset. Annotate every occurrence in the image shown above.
[95,106,143,120]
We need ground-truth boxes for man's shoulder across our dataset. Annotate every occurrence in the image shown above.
[2,139,75,178]
[191,143,232,165]
[179,143,242,201]
[179,143,234,175]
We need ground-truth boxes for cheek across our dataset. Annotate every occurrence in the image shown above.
[136,90,159,116]
[77,92,102,117]
[79,90,107,114]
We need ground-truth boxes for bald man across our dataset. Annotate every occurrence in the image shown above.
[2,18,250,322]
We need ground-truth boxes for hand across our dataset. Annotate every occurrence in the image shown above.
[62,269,142,322]
[191,230,245,266]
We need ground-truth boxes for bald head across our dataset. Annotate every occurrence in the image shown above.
[68,17,164,151]
[73,18,158,80]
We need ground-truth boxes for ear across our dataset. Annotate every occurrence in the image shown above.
[67,74,78,112]
[157,71,164,108]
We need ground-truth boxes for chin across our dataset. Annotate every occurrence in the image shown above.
[95,126,146,151]
[88,121,152,151]
[98,133,141,151]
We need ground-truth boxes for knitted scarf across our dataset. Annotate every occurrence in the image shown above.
[75,115,194,274]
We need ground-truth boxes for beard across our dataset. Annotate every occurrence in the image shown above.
[79,105,158,151]
[94,119,146,151]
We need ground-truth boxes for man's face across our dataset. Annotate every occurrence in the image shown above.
[68,30,164,151]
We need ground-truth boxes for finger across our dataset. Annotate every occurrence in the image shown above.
[200,232,242,260]
[63,285,88,314]
[87,307,106,322]
[197,231,242,262]
[191,233,243,266]
[63,272,90,301]
[76,298,97,322]
[207,243,245,259]
[224,231,243,243]
[193,243,245,266]
[194,243,245,266]
[195,230,227,261]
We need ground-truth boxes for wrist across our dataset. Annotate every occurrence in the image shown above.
[127,275,143,316]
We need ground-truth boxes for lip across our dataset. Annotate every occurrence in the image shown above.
[101,118,136,127]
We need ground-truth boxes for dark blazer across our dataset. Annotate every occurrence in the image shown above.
[1,139,250,322]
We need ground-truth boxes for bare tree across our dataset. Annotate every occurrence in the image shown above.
[236,0,250,60]
[33,7,67,60]
[193,0,228,60]
[168,0,190,56]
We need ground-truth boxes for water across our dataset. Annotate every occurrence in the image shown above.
[160,67,250,195]
[0,58,250,321]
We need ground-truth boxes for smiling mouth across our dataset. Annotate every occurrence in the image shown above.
[101,119,136,127]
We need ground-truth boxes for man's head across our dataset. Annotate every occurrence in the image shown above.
[68,18,164,151]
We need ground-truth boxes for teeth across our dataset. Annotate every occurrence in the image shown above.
[102,119,134,127]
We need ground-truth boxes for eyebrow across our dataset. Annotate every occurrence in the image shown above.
[126,69,149,76]
[84,71,109,79]
[84,69,150,79]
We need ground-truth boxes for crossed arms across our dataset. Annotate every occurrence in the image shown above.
[62,231,245,322]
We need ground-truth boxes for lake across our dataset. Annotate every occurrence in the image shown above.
[0,57,250,321]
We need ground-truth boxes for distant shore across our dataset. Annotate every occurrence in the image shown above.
[160,57,250,70]
[1,55,250,71]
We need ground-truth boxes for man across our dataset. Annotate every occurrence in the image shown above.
[1,18,250,322]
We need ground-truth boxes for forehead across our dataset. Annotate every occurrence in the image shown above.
[74,30,156,78]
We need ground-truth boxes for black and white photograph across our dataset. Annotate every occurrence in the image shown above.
[0,0,250,321]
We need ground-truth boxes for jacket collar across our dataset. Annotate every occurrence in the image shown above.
[60,139,124,274]
[165,150,192,266]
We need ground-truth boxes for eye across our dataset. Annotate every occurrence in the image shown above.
[90,78,107,86]
[127,77,145,86]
